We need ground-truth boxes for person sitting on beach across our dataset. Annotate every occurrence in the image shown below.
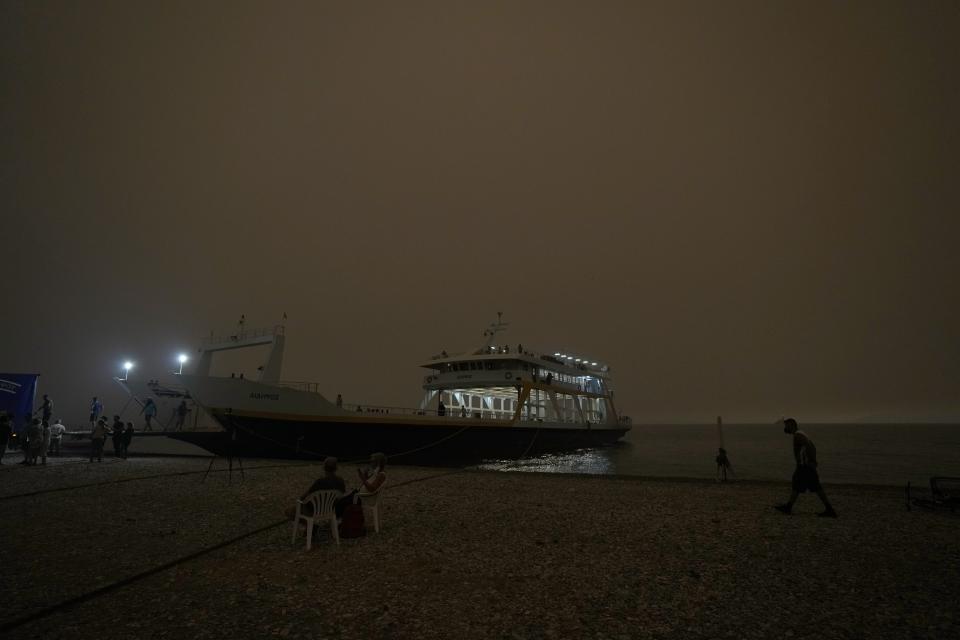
[357,452,387,498]
[775,418,837,518]
[296,457,348,518]
[715,448,732,482]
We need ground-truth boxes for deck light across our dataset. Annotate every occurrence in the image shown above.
[177,353,188,374]
[575,358,581,362]
[123,361,134,380]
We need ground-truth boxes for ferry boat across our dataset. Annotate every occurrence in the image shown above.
[126,315,631,464]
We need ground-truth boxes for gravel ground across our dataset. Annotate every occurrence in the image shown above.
[1,452,957,639]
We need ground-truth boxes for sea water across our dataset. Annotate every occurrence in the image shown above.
[482,423,960,486]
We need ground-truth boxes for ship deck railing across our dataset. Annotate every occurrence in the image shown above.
[277,380,625,425]
[428,348,604,374]
[277,380,324,394]
[201,325,284,347]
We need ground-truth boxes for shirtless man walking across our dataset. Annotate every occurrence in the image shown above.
[775,418,838,518]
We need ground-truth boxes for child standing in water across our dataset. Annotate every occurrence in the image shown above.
[715,447,732,482]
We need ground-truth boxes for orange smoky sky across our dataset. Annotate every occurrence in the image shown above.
[1,1,958,424]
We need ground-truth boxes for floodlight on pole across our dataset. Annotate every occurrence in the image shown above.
[177,353,188,375]
[123,361,134,381]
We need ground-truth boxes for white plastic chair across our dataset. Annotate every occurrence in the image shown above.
[292,489,342,549]
[359,487,384,533]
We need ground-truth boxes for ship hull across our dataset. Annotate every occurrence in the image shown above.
[175,374,630,465]
[171,414,628,465]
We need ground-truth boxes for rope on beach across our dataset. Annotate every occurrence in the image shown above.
[231,423,337,460]
[0,518,287,634]
[382,425,475,461]
[0,464,481,633]
[519,428,540,458]
[0,424,547,632]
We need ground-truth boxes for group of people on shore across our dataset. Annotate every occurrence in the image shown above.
[0,393,144,464]
[89,415,135,462]
[0,395,67,465]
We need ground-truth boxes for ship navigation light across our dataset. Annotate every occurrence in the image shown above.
[122,361,134,381]
[177,353,189,374]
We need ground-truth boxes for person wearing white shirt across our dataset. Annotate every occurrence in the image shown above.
[49,419,66,457]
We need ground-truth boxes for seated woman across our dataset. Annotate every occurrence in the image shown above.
[357,452,387,499]
[297,456,348,518]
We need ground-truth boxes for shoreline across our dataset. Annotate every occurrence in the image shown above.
[2,455,955,639]
[1,450,923,493]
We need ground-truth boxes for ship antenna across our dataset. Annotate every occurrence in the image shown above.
[480,312,509,351]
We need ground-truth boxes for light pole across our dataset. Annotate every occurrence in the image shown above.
[123,361,134,381]
[177,354,188,375]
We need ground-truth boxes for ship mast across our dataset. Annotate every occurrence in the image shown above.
[480,311,509,352]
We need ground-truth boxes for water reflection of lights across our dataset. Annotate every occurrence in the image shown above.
[478,448,614,475]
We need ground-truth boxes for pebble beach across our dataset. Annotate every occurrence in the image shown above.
[1,453,957,640]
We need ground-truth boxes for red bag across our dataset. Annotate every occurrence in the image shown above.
[339,504,366,538]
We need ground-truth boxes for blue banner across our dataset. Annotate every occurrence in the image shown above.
[0,373,39,433]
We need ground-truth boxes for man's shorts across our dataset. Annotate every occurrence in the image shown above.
[792,465,822,493]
